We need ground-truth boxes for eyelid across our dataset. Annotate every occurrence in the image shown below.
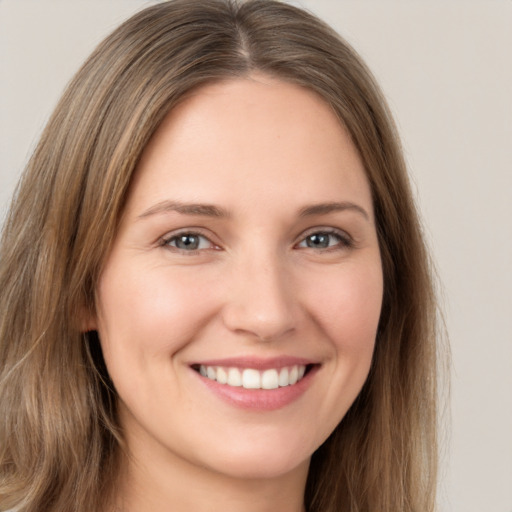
[159,228,220,252]
[157,226,354,253]
[294,226,354,250]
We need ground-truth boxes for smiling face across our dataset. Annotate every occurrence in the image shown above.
[92,76,383,486]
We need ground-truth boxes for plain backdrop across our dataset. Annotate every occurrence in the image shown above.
[1,1,511,511]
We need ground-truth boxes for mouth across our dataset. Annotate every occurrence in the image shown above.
[191,363,315,390]
[189,357,320,410]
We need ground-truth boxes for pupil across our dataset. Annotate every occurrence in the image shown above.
[176,234,199,250]
[307,233,329,248]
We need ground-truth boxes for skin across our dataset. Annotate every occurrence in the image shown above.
[91,75,383,512]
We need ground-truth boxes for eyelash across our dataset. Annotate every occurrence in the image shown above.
[160,230,217,253]
[159,228,353,254]
[296,229,353,251]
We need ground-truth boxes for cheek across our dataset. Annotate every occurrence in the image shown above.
[293,259,383,443]
[303,260,383,353]
[95,263,221,364]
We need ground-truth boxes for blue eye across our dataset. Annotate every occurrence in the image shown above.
[298,231,351,250]
[164,232,212,251]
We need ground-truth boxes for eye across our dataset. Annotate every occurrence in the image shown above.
[297,230,352,250]
[162,232,215,252]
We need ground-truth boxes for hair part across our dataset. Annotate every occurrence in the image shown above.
[0,1,441,511]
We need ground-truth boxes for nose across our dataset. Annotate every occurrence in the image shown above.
[221,252,298,342]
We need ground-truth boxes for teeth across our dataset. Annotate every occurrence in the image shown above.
[227,367,242,387]
[278,367,289,387]
[198,364,307,389]
[217,367,228,384]
[289,365,298,385]
[242,368,260,389]
[261,369,279,390]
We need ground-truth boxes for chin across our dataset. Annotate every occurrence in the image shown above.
[212,451,310,481]
[193,428,314,481]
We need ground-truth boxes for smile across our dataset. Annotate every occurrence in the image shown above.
[197,365,307,389]
[191,359,318,411]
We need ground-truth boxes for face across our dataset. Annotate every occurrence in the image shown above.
[93,76,383,482]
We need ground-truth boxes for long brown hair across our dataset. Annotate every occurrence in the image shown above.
[0,1,441,510]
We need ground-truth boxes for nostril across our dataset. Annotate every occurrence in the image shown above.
[221,273,297,341]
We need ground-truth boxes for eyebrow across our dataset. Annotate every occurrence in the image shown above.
[137,200,370,221]
[299,202,370,220]
[137,200,229,220]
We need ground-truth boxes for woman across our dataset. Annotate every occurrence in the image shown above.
[0,1,440,511]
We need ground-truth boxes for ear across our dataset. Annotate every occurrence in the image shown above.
[78,304,98,333]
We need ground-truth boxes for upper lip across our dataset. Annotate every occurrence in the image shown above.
[190,356,317,371]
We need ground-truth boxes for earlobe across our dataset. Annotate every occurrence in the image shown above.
[78,304,98,333]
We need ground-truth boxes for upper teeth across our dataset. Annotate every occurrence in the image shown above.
[199,365,306,389]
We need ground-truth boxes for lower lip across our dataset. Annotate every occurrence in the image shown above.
[194,366,318,411]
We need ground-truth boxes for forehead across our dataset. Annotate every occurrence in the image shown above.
[126,75,372,218]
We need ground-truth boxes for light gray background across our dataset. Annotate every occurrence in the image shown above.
[1,1,511,510]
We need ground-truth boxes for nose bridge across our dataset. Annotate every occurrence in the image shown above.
[222,245,297,341]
